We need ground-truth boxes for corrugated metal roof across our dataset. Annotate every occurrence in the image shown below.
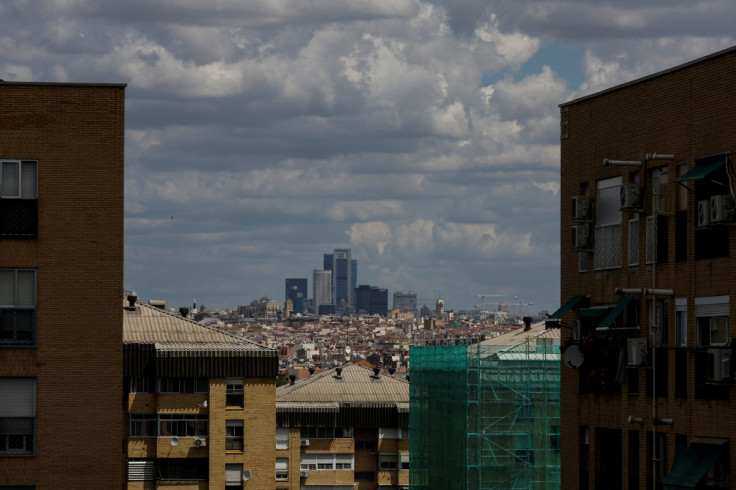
[123,301,274,355]
[277,363,409,405]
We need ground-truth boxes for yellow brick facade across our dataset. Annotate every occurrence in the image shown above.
[0,82,125,488]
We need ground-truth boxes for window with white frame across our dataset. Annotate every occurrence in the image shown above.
[696,296,729,347]
[300,453,354,471]
[0,268,36,346]
[275,458,289,480]
[226,420,244,451]
[226,377,244,407]
[0,377,35,456]
[399,452,409,470]
[276,427,289,449]
[0,160,38,238]
[595,176,622,270]
[378,453,399,470]
[676,298,687,347]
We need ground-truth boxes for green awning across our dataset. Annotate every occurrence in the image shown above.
[578,306,610,318]
[675,156,727,183]
[663,442,726,488]
[545,295,586,328]
[596,296,636,331]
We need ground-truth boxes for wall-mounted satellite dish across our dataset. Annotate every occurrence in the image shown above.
[242,469,252,481]
[564,345,584,369]
[170,436,179,447]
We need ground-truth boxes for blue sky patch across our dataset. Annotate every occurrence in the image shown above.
[482,41,585,88]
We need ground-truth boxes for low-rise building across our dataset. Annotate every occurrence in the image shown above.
[275,363,409,490]
[123,296,279,489]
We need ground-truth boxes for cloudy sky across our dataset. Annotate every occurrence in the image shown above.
[3,1,735,313]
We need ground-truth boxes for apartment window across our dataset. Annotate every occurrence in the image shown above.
[355,439,377,450]
[594,176,622,270]
[379,453,399,470]
[0,160,38,238]
[157,377,208,393]
[648,299,668,347]
[129,414,157,437]
[128,459,156,481]
[158,414,208,437]
[696,296,729,346]
[354,471,376,481]
[129,377,154,393]
[276,427,289,449]
[275,458,289,480]
[651,166,669,213]
[676,298,687,347]
[302,426,353,439]
[226,420,244,451]
[0,378,35,456]
[0,269,36,346]
[226,377,244,407]
[550,426,561,451]
[225,463,244,487]
[628,219,639,266]
[400,452,410,469]
[300,454,353,471]
[378,427,409,439]
[157,458,208,481]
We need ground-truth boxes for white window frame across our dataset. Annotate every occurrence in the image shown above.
[399,452,409,470]
[378,453,399,470]
[300,453,353,471]
[696,296,730,347]
[675,298,687,347]
[275,457,289,480]
[0,268,37,346]
[0,160,37,199]
[276,427,289,449]
[0,377,36,456]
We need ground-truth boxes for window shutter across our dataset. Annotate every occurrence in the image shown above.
[225,463,243,483]
[275,458,289,471]
[20,161,37,199]
[695,296,729,317]
[16,270,35,306]
[1,161,20,197]
[0,378,35,417]
[0,270,14,305]
[597,178,622,226]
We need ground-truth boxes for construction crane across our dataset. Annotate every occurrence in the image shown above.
[475,294,504,313]
[512,296,534,318]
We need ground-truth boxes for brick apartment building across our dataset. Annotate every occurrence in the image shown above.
[555,46,736,489]
[0,82,125,488]
[276,363,409,490]
[124,297,279,489]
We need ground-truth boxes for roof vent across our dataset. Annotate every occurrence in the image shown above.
[333,367,343,380]
[179,307,189,317]
[388,367,395,376]
[523,316,533,332]
[370,368,381,380]
[289,374,296,385]
[148,300,166,310]
[308,367,315,375]
[125,292,138,311]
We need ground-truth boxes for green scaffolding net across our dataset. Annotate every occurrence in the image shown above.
[410,341,560,489]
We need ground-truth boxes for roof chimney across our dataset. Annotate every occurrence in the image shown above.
[179,307,189,317]
[308,367,315,375]
[523,316,533,332]
[289,374,296,385]
[125,291,138,310]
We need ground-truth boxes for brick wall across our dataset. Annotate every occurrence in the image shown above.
[0,82,125,488]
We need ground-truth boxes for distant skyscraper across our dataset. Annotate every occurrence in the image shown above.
[285,278,307,315]
[324,248,356,313]
[313,270,331,315]
[355,285,388,317]
[393,291,417,313]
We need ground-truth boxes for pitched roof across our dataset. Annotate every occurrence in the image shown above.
[277,363,409,407]
[124,300,274,355]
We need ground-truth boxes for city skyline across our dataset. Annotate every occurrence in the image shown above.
[2,3,735,313]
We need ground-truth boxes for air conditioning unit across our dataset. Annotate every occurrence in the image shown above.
[572,224,591,251]
[620,184,641,211]
[627,338,648,367]
[193,437,207,447]
[708,349,731,382]
[711,194,735,223]
[300,439,310,446]
[697,200,711,227]
[300,470,310,478]
[572,196,591,221]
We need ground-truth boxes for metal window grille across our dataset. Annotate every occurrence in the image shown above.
[579,252,589,272]
[594,224,622,270]
[646,215,657,264]
[628,219,639,266]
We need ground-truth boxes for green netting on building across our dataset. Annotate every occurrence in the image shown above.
[410,341,560,489]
